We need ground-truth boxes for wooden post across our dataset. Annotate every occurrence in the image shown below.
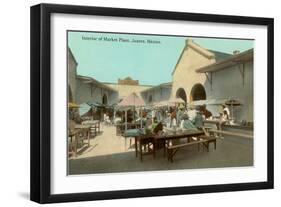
[140,107,143,128]
[125,110,127,131]
[87,128,90,147]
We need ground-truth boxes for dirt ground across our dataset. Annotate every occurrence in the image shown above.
[68,123,253,175]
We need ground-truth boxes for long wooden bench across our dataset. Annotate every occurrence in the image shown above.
[210,129,253,139]
[198,135,217,151]
[165,127,219,162]
[167,139,208,162]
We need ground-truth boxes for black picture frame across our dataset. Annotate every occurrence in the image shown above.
[30,3,274,204]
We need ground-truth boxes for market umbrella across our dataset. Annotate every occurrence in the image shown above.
[118,92,145,107]
[225,99,242,120]
[153,101,166,108]
[68,102,80,108]
[78,103,91,116]
[87,101,104,108]
[168,97,185,104]
[117,93,145,130]
[190,98,229,106]
[153,98,185,108]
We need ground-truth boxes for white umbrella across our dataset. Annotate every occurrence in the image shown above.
[117,93,145,130]
[168,97,185,104]
[225,99,242,120]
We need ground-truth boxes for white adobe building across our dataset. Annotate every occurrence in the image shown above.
[140,82,172,105]
[171,39,253,122]
[68,48,118,105]
[104,77,152,101]
[68,38,254,122]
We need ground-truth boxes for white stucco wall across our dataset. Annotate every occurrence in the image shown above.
[171,40,253,122]
[68,50,77,102]
[203,61,253,122]
[141,87,172,104]
[105,83,152,99]
[171,40,216,102]
[75,79,118,105]
[68,49,118,105]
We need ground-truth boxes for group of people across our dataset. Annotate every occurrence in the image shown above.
[114,103,231,135]
[164,105,207,131]
[162,104,231,131]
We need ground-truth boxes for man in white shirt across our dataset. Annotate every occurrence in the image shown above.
[222,104,230,119]
[187,106,197,122]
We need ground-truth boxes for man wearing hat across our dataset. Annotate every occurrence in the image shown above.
[194,110,204,129]
[180,113,197,130]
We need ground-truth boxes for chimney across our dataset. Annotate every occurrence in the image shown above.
[186,38,193,46]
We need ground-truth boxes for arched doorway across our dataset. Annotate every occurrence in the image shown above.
[176,88,187,103]
[102,94,108,105]
[190,83,206,101]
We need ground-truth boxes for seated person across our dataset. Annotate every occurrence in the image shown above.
[150,117,157,128]
[153,122,163,135]
[143,117,163,135]
[180,114,198,131]
[194,111,204,129]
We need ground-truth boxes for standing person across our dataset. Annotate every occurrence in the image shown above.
[187,105,197,123]
[151,109,156,120]
[176,107,184,125]
[222,104,230,119]
[171,110,177,129]
[156,110,162,122]
[222,110,229,123]
[216,111,229,139]
[201,104,213,119]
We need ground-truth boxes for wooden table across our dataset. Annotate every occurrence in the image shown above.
[135,130,205,162]
[115,123,141,136]
[134,134,156,162]
[155,130,205,160]
[82,120,100,137]
[69,125,91,157]
[68,129,80,157]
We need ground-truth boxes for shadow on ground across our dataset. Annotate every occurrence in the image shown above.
[69,136,253,175]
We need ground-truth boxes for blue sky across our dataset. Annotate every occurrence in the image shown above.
[68,31,253,85]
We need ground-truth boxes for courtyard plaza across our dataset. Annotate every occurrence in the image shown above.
[68,122,253,175]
